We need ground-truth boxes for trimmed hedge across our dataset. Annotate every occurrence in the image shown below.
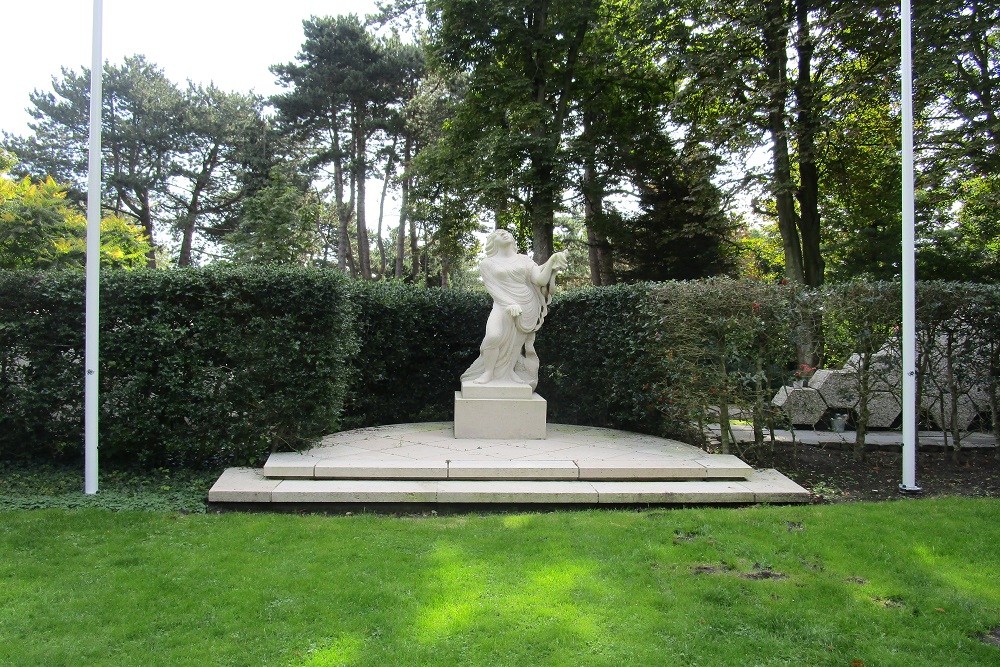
[2,269,998,468]
[0,271,667,466]
[540,284,666,435]
[0,267,357,467]
[342,282,488,428]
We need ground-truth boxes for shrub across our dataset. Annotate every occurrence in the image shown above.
[916,282,1000,457]
[820,281,902,459]
[652,279,802,452]
[540,284,668,435]
[0,267,357,467]
[342,282,488,428]
[957,283,1000,458]
[0,271,85,458]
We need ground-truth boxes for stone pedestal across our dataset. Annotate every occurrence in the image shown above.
[454,380,546,439]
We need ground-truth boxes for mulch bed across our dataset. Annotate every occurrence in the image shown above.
[741,442,1000,502]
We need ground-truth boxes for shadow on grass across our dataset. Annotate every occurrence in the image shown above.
[1,501,999,666]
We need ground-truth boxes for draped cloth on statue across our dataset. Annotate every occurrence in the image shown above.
[461,253,556,390]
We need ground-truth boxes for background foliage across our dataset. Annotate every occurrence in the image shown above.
[0,154,150,270]
[8,2,996,286]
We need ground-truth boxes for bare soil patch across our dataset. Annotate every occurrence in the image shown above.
[979,627,1000,649]
[743,443,1000,502]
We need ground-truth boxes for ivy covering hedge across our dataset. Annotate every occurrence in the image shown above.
[2,269,998,468]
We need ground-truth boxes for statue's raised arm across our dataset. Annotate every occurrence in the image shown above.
[461,230,568,390]
[532,251,568,288]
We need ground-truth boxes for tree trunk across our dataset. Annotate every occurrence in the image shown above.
[395,135,412,279]
[524,0,585,266]
[178,215,196,267]
[944,332,963,460]
[333,127,350,274]
[177,150,216,268]
[421,223,430,284]
[586,223,603,286]
[341,168,358,278]
[763,0,804,284]
[409,212,419,282]
[794,0,824,287]
[140,194,156,268]
[353,112,372,280]
[583,185,615,286]
[718,351,731,456]
[376,140,395,279]
[583,155,602,286]
[855,353,871,462]
[529,161,556,264]
[581,116,615,286]
[116,187,157,268]
[765,0,823,366]
[753,351,765,450]
[989,359,1000,461]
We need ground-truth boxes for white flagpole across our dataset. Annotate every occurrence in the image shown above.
[84,0,103,495]
[900,0,920,493]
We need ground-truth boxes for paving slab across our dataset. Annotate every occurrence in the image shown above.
[209,468,281,502]
[210,423,812,507]
[311,451,422,463]
[433,451,514,461]
[262,452,321,478]
[307,443,378,458]
[576,459,708,480]
[436,480,599,503]
[592,481,756,504]
[398,431,461,445]
[696,455,753,478]
[271,479,439,503]
[599,450,696,462]
[211,469,810,505]
[448,459,579,480]
[338,436,411,452]
[740,469,812,503]
[384,443,459,460]
[313,459,448,479]
[546,424,592,434]
[506,440,583,455]
[513,445,634,461]
[472,445,551,459]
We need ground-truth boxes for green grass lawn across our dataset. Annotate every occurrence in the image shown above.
[1,500,998,666]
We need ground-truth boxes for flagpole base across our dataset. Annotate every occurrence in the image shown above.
[898,484,923,495]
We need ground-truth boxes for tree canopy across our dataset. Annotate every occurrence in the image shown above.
[1,1,998,284]
[3,56,269,268]
[0,152,150,270]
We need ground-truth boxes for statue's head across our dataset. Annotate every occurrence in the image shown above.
[484,229,516,257]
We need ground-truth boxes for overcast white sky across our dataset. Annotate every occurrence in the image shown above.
[2,0,381,136]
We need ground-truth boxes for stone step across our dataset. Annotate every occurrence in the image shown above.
[261,452,753,481]
[710,424,998,450]
[209,467,810,506]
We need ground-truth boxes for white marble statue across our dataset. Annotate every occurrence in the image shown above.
[462,229,568,390]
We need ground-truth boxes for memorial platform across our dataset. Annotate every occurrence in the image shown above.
[209,422,810,509]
